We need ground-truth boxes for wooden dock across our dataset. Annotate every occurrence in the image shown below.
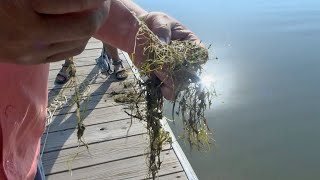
[41,38,198,180]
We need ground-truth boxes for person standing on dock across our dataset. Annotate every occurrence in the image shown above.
[0,0,205,179]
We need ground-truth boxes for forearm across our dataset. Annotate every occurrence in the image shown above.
[95,0,148,54]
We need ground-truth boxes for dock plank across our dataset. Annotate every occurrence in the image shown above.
[47,78,135,100]
[88,38,100,44]
[41,119,146,152]
[47,105,131,133]
[46,150,182,180]
[43,134,165,175]
[85,41,103,50]
[158,172,188,180]
[49,92,135,116]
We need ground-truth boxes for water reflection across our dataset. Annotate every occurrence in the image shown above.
[137,0,320,179]
[200,74,216,89]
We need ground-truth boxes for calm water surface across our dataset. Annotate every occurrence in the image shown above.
[135,0,320,179]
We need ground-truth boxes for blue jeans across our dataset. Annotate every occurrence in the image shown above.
[34,156,46,180]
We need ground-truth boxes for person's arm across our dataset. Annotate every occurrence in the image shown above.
[95,0,202,66]
[95,0,204,99]
[95,0,147,56]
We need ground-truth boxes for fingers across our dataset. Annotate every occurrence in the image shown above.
[155,70,174,88]
[32,0,107,14]
[171,23,207,59]
[146,12,204,47]
[153,26,171,44]
[171,24,203,46]
[140,12,207,100]
[161,84,174,101]
[42,4,108,43]
[145,12,172,44]
[155,71,179,101]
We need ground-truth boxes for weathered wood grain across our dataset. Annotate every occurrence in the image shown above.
[46,150,182,180]
[88,38,100,44]
[85,41,103,50]
[41,119,146,152]
[43,134,164,175]
[157,172,188,180]
[47,105,131,133]
[48,92,137,117]
[47,78,137,101]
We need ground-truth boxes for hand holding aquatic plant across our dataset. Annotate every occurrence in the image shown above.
[133,12,208,100]
[118,8,213,179]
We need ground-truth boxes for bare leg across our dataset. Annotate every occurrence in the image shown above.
[64,58,73,66]
[103,43,128,80]
[55,57,74,84]
[103,43,120,61]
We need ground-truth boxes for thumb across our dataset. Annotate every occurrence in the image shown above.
[159,37,170,44]
[150,25,171,44]
[145,12,172,44]
[161,84,174,100]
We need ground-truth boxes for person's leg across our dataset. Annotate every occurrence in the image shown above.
[103,43,119,61]
[103,43,128,80]
[96,45,112,74]
[63,58,73,66]
[55,58,75,84]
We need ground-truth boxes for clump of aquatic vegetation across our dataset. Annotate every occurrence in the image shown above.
[119,6,215,179]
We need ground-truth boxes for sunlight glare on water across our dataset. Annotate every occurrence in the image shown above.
[137,0,320,179]
[200,74,216,88]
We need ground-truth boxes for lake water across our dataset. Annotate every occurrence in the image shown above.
[135,0,320,179]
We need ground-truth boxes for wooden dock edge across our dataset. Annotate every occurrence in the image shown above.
[122,52,199,180]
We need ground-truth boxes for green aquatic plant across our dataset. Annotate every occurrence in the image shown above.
[119,6,215,179]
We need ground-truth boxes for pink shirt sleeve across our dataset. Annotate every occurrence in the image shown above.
[0,63,49,179]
